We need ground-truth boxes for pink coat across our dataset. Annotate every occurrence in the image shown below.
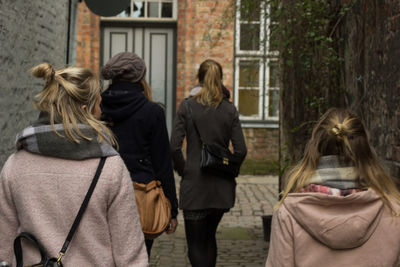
[266,189,400,267]
[0,150,148,266]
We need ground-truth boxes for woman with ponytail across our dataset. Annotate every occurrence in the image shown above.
[0,63,148,266]
[266,108,400,267]
[170,59,247,267]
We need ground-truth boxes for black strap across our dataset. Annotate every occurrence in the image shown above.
[186,101,204,144]
[13,157,106,267]
[60,157,106,254]
[14,232,47,267]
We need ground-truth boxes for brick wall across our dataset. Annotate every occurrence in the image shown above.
[176,0,235,105]
[240,128,279,174]
[76,1,100,73]
[243,128,279,161]
[0,0,76,168]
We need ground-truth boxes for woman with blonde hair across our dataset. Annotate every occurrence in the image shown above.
[266,108,400,267]
[0,63,148,266]
[170,59,247,267]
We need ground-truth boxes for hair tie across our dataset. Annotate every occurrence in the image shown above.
[50,69,55,81]
[331,124,345,139]
[45,69,56,87]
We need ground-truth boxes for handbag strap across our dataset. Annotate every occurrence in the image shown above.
[13,157,106,267]
[14,232,47,267]
[57,157,106,262]
[186,100,204,145]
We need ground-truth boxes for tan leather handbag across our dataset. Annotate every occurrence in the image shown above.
[133,180,171,239]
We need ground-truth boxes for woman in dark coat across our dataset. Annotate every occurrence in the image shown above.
[170,59,247,267]
[100,52,178,256]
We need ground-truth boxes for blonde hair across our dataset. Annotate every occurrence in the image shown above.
[140,78,153,101]
[279,108,400,215]
[32,63,116,145]
[195,59,223,107]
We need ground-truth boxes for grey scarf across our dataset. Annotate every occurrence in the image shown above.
[308,155,364,189]
[16,116,118,160]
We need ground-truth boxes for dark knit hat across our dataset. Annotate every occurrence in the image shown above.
[101,52,146,83]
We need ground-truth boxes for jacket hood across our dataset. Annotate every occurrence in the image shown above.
[283,189,384,249]
[101,82,147,121]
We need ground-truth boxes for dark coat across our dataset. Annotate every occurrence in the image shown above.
[101,82,178,218]
[170,97,247,210]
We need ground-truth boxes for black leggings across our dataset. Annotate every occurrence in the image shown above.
[145,239,153,257]
[184,210,224,267]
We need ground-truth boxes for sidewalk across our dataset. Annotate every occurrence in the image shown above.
[149,175,279,267]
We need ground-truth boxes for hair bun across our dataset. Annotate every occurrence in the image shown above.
[31,63,55,82]
[330,123,346,139]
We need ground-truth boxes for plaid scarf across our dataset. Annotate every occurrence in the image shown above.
[308,155,364,189]
[16,114,118,160]
[300,184,365,196]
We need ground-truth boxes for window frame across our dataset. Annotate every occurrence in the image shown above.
[234,0,279,126]
[234,57,265,121]
[101,0,177,22]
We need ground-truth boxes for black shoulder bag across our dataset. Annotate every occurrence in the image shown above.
[186,101,243,178]
[13,157,107,267]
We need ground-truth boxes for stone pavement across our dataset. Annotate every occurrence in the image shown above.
[149,175,279,267]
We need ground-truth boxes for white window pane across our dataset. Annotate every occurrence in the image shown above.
[240,23,260,51]
[133,1,145,17]
[239,60,260,87]
[148,2,159,17]
[239,89,260,116]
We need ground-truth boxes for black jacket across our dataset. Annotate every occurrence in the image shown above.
[101,82,178,218]
[170,97,247,210]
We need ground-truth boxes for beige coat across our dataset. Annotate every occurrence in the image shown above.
[0,150,148,266]
[266,189,400,267]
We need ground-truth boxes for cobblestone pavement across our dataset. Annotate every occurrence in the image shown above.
[149,175,279,267]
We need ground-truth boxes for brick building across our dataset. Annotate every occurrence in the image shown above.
[76,0,279,173]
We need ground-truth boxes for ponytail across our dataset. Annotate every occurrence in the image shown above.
[195,60,223,107]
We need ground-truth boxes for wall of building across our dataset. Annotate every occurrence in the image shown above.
[176,0,235,104]
[76,2,100,72]
[0,0,77,167]
[241,128,279,174]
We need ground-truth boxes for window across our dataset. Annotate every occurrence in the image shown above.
[105,0,177,20]
[234,0,279,123]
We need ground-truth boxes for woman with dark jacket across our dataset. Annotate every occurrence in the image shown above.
[170,59,247,267]
[100,52,178,256]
